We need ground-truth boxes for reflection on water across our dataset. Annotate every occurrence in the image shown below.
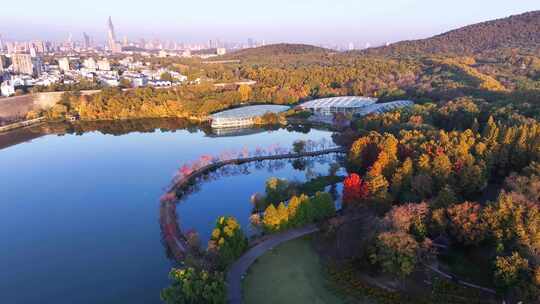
[0,118,336,304]
[0,118,322,150]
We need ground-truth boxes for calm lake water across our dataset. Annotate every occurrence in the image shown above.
[0,120,338,304]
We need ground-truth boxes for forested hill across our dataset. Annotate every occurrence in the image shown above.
[221,43,333,64]
[362,10,540,56]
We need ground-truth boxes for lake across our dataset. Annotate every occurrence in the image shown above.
[0,120,340,304]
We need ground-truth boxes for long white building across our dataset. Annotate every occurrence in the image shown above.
[299,96,413,117]
[299,96,377,115]
[210,105,290,128]
[356,100,414,116]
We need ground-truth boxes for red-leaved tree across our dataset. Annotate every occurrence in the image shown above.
[343,173,370,204]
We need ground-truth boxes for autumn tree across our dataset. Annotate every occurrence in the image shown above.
[310,191,336,221]
[432,185,457,209]
[384,202,430,240]
[494,252,529,290]
[431,152,453,189]
[263,204,280,231]
[483,191,540,257]
[343,173,369,204]
[208,216,248,269]
[447,201,487,246]
[370,231,433,279]
[390,158,414,201]
[238,84,252,102]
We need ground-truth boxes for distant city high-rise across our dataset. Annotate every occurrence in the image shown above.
[12,53,42,76]
[0,34,4,52]
[0,55,6,70]
[107,16,121,53]
[83,32,91,48]
[58,57,70,72]
[107,16,116,48]
[31,40,45,53]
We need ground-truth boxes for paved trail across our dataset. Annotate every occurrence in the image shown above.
[226,225,320,304]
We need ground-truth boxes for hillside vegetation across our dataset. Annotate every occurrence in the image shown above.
[363,11,540,56]
[221,43,333,64]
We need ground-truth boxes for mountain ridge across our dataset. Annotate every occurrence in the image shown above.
[361,10,540,56]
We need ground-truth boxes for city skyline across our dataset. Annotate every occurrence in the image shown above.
[2,0,539,45]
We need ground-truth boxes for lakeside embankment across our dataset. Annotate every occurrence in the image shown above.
[160,147,346,261]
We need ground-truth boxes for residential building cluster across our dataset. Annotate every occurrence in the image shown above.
[0,17,271,97]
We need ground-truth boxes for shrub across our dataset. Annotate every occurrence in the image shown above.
[161,267,226,304]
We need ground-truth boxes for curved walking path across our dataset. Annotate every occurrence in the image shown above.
[226,224,320,304]
[167,147,346,195]
[160,147,345,262]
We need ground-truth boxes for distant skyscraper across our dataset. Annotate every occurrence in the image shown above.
[58,57,70,72]
[0,55,6,70]
[247,38,255,48]
[0,34,4,52]
[348,42,355,51]
[6,42,14,54]
[97,58,111,71]
[31,41,45,53]
[107,16,121,53]
[12,53,41,76]
[83,32,91,48]
[83,57,97,70]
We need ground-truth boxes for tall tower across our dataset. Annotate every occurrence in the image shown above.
[83,32,91,48]
[107,16,118,52]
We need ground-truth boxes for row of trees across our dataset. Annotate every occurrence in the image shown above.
[346,115,540,209]
[257,192,335,233]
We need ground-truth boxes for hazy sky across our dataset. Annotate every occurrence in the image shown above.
[2,0,539,45]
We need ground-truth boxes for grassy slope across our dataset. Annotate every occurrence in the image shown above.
[242,236,349,304]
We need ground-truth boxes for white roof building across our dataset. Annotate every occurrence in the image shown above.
[299,96,377,115]
[356,100,414,116]
[210,105,290,128]
[0,80,15,96]
[299,96,413,117]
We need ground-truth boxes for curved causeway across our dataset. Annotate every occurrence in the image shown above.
[159,147,346,262]
[167,146,347,196]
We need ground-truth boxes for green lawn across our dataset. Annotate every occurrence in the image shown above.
[243,236,345,304]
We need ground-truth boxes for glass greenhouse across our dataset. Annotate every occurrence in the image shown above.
[210,105,290,128]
